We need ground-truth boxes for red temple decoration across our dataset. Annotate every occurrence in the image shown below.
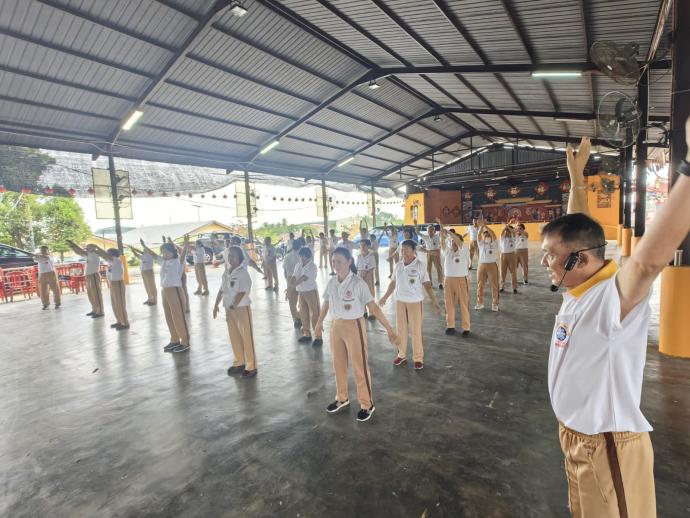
[534,182,548,196]
[508,185,521,197]
[67,188,76,197]
[485,187,497,200]
[559,179,571,192]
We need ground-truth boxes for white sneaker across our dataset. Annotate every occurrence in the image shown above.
[474,304,484,310]
[491,304,499,312]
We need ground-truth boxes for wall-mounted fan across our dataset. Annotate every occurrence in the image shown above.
[590,41,641,85]
[597,91,641,148]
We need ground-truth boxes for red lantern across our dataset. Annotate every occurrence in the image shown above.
[201,194,205,198]
[0,185,6,193]
[146,190,154,196]
[44,187,54,195]
[272,197,276,201]
[212,194,216,199]
[21,187,31,194]
[161,192,168,197]
[67,188,76,197]
[131,188,137,196]
[485,187,497,201]
[508,185,521,197]
[188,193,193,198]
[87,187,94,195]
[463,191,472,200]
[222,194,227,199]
[559,179,571,192]
[534,182,548,196]
[175,192,181,197]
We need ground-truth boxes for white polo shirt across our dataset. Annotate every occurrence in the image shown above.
[323,271,373,320]
[516,233,529,250]
[37,256,55,274]
[339,240,355,252]
[85,251,100,275]
[221,265,252,308]
[356,251,376,273]
[283,250,300,281]
[263,244,276,262]
[421,233,441,251]
[319,236,327,251]
[329,236,338,251]
[548,261,653,434]
[159,258,184,288]
[478,239,499,264]
[499,236,516,254]
[192,246,206,265]
[444,243,470,277]
[468,225,479,242]
[107,257,124,282]
[292,260,318,292]
[140,252,154,272]
[393,257,429,303]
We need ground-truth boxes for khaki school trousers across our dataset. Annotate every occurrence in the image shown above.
[500,251,518,290]
[426,249,443,284]
[477,262,499,306]
[516,248,529,282]
[181,272,190,313]
[286,285,300,320]
[141,269,157,304]
[330,318,373,410]
[298,289,321,338]
[359,269,375,298]
[194,263,208,293]
[320,248,329,268]
[264,258,279,289]
[373,251,380,284]
[85,272,103,314]
[444,276,470,331]
[469,240,479,266]
[226,305,256,371]
[559,423,655,518]
[39,272,61,306]
[395,301,424,362]
[162,286,189,345]
[109,280,128,325]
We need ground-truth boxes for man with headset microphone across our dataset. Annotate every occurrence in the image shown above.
[541,119,690,518]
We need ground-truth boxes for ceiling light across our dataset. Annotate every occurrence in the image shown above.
[593,155,602,160]
[488,168,504,173]
[493,176,508,180]
[122,110,143,131]
[260,140,280,154]
[434,115,441,122]
[555,118,592,123]
[531,71,582,78]
[368,80,380,90]
[229,2,248,17]
[337,156,355,167]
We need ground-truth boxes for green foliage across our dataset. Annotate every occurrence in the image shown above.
[0,192,43,249]
[0,146,56,192]
[41,198,91,257]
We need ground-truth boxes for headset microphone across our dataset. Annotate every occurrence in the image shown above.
[548,243,607,293]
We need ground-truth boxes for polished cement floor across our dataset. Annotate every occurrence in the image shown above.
[1,245,689,517]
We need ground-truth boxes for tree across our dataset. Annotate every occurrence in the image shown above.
[0,192,43,249]
[41,198,91,260]
[0,146,56,192]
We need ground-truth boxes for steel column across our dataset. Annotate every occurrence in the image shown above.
[107,150,123,252]
[243,168,253,242]
[634,70,649,237]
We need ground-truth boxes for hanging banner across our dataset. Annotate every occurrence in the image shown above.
[235,181,256,218]
[91,168,133,220]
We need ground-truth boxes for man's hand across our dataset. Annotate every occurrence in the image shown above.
[434,303,443,316]
[213,304,220,319]
[314,322,324,338]
[387,329,400,347]
[378,296,388,306]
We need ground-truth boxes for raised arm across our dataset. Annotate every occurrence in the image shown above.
[566,136,591,215]
[128,246,142,258]
[179,234,190,265]
[139,238,160,259]
[435,217,447,240]
[90,244,111,261]
[66,239,87,257]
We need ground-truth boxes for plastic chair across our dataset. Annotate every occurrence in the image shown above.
[4,270,33,301]
[0,268,7,303]
[69,263,86,293]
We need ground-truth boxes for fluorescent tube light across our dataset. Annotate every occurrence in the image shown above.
[229,2,248,17]
[532,71,582,78]
[122,110,143,131]
[337,156,355,167]
[260,140,280,154]
[488,168,504,173]
[368,81,380,90]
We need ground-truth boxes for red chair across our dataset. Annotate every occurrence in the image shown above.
[4,269,34,301]
[68,263,86,293]
[55,264,72,293]
[0,268,7,303]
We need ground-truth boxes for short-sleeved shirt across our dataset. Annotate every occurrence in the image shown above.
[444,243,470,277]
[356,252,376,273]
[283,250,301,280]
[263,244,276,262]
[37,256,55,274]
[140,252,154,272]
[293,260,318,292]
[548,261,652,434]
[500,236,516,254]
[323,271,373,320]
[421,233,441,251]
[478,239,499,264]
[319,237,327,251]
[159,258,184,288]
[339,240,355,252]
[329,236,338,251]
[192,246,206,265]
[85,251,100,275]
[222,247,251,270]
[516,233,529,250]
[468,225,479,241]
[221,265,252,308]
[393,257,429,303]
[107,257,124,282]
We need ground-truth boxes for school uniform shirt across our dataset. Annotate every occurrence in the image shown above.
[107,257,124,282]
[221,265,252,308]
[319,237,327,251]
[356,252,376,272]
[283,250,301,280]
[548,261,653,434]
[159,258,184,288]
[85,251,100,275]
[478,239,499,264]
[443,244,470,277]
[292,260,318,292]
[421,233,441,251]
[467,225,479,242]
[393,258,430,303]
[516,234,529,250]
[499,236,516,254]
[263,244,276,262]
[323,271,374,320]
[339,240,355,252]
[140,252,154,272]
[37,256,55,274]
[307,240,315,253]
[329,236,338,251]
[192,246,206,265]
[222,247,251,269]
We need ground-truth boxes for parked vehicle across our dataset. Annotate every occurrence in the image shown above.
[185,232,240,265]
[0,243,36,269]
[352,225,427,246]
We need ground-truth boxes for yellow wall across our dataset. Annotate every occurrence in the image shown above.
[587,174,620,240]
[404,193,425,224]
[191,222,235,236]
[448,223,545,242]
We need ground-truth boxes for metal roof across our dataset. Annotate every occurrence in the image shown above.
[0,0,673,189]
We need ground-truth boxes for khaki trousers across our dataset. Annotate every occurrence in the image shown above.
[85,272,103,314]
[359,269,375,298]
[141,269,157,304]
[516,248,529,282]
[444,276,470,331]
[109,280,128,325]
[181,272,190,313]
[477,262,499,306]
[395,301,424,362]
[264,258,278,288]
[373,251,380,284]
[559,423,656,518]
[320,249,329,268]
[194,263,208,293]
[469,241,479,266]
[426,249,443,284]
[39,272,61,306]
[162,286,189,345]
[226,306,256,370]
[500,251,518,289]
[286,286,300,320]
[298,289,321,338]
[330,318,373,409]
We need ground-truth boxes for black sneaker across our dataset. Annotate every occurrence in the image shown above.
[445,328,455,335]
[143,301,150,305]
[110,323,119,328]
[312,338,323,347]
[42,305,49,310]
[374,281,380,286]
[438,284,443,290]
[523,281,529,285]
[326,400,350,413]
[500,288,505,293]
[329,272,336,276]
[462,330,471,337]
[92,313,104,318]
[293,319,302,328]
[241,369,257,378]
[54,304,60,309]
[513,289,518,294]
[86,312,94,316]
[164,342,180,352]
[115,324,130,330]
[172,344,190,353]
[298,336,312,343]
[363,312,368,319]
[357,406,375,422]
[227,365,245,375]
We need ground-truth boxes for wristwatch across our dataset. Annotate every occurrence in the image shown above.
[677,159,690,177]
[229,304,235,310]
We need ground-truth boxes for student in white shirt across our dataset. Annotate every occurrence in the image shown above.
[467,219,480,270]
[306,234,315,254]
[92,245,129,330]
[67,240,104,317]
[515,223,529,284]
[542,128,690,517]
[416,219,444,289]
[290,247,322,346]
[328,229,338,276]
[383,223,399,278]
[262,236,279,292]
[164,236,190,314]
[34,245,61,310]
[499,224,519,294]
[314,246,398,422]
[359,220,369,241]
[192,240,209,296]
[283,240,302,328]
[213,246,257,378]
[339,231,355,253]
[318,232,328,269]
[370,235,381,286]
[356,239,376,304]
[129,245,157,305]
[379,239,442,370]
[476,220,500,312]
[228,236,263,275]
[141,236,190,353]
[436,219,471,336]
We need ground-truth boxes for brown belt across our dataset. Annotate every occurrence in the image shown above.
[604,432,628,518]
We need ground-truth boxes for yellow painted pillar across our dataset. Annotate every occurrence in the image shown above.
[660,266,690,358]
[617,224,623,245]
[631,236,641,254]
[621,228,632,257]
[120,254,130,285]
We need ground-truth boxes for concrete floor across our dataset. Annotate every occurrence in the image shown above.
[1,244,689,518]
